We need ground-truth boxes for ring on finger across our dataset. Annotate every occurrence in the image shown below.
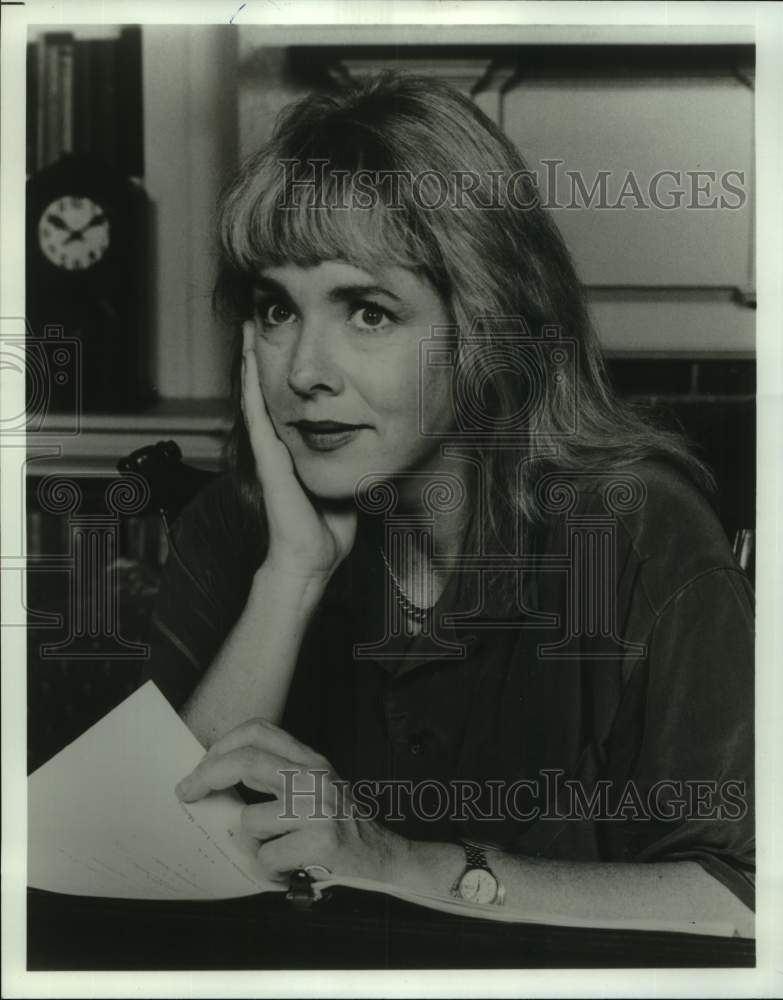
[303,864,332,881]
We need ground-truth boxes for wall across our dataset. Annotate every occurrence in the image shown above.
[235,35,756,358]
[142,26,239,400]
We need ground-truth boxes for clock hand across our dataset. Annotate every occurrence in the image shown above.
[65,213,107,242]
[46,214,69,231]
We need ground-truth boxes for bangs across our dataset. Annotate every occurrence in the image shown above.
[219,152,443,287]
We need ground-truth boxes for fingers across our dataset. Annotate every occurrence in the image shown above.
[241,800,300,840]
[206,717,327,770]
[177,717,334,804]
[176,745,294,802]
[242,320,310,520]
[321,504,359,562]
[239,804,336,884]
[241,321,295,489]
[256,827,339,881]
[241,321,266,431]
[242,320,288,466]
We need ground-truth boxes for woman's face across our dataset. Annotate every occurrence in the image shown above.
[249,260,457,500]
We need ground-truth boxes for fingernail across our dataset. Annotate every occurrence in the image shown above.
[175,777,192,800]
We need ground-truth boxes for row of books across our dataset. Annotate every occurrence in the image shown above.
[26,27,144,176]
[26,509,169,570]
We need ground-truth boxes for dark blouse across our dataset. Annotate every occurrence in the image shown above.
[143,459,755,910]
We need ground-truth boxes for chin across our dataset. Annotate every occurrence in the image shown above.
[292,456,365,502]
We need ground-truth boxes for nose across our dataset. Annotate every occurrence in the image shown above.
[286,321,344,397]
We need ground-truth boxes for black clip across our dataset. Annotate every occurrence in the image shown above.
[286,868,320,911]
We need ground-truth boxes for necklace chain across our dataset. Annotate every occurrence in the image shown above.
[380,550,433,624]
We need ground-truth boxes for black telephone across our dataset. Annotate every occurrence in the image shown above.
[117,440,219,523]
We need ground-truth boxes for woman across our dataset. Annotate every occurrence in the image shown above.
[147,74,754,934]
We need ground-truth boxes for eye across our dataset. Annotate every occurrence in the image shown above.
[258,300,296,328]
[351,303,394,332]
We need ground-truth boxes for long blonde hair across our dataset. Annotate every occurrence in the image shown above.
[214,73,714,606]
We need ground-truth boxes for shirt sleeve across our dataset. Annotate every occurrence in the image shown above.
[605,565,755,910]
[140,476,265,711]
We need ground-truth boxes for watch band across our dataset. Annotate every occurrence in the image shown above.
[451,839,506,906]
[463,841,492,872]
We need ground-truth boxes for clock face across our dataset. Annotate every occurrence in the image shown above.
[458,868,499,905]
[38,196,110,271]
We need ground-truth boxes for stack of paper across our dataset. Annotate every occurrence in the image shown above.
[28,683,737,937]
[28,682,275,900]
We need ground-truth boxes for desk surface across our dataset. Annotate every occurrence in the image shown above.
[28,889,755,971]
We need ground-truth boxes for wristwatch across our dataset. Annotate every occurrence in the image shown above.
[451,840,506,905]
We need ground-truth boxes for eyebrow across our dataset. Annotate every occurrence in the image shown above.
[327,283,403,304]
[252,276,402,304]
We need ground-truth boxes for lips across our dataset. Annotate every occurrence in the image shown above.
[289,419,368,453]
[291,420,363,433]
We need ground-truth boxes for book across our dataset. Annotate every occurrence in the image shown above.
[28,29,143,176]
[59,38,75,155]
[27,508,43,558]
[28,683,738,936]
[34,33,47,170]
[116,26,144,177]
[73,37,92,156]
[44,33,74,167]
[26,42,38,173]
[90,38,118,168]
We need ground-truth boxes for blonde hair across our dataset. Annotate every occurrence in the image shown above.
[215,73,714,605]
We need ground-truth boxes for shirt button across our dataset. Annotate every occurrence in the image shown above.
[409,742,424,756]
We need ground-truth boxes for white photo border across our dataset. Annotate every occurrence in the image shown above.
[2,1,781,997]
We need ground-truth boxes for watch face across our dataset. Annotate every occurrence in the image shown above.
[458,867,499,905]
[38,196,110,271]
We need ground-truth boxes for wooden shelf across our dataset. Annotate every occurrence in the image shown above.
[27,398,232,477]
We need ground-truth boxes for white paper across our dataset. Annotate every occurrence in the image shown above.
[319,875,738,937]
[28,681,280,900]
[27,682,738,936]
